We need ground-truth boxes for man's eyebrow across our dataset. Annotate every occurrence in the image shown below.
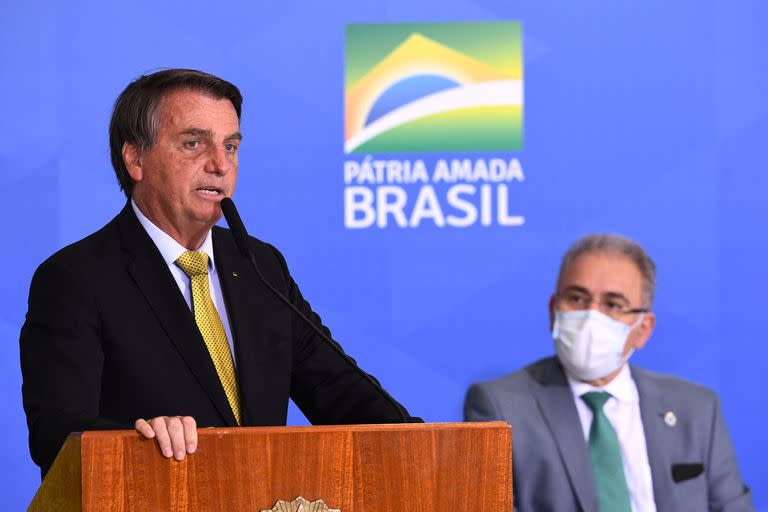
[178,128,242,141]
[601,291,630,303]
[180,128,212,138]
[561,285,591,295]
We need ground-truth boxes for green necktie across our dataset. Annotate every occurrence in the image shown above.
[176,251,241,425]
[581,391,631,512]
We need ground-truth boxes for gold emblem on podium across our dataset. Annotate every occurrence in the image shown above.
[262,496,341,512]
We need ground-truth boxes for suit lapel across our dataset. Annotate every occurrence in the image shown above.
[633,365,676,509]
[212,227,283,426]
[532,359,599,512]
[212,229,254,424]
[117,204,238,426]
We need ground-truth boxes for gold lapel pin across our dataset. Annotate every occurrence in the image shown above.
[232,271,239,278]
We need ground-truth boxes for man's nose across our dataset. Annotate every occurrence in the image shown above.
[205,145,232,174]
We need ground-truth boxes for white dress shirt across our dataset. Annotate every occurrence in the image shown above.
[567,364,656,512]
[131,200,236,363]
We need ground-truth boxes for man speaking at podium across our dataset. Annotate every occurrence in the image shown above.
[20,68,416,477]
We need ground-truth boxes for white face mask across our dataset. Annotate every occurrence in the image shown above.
[552,309,642,381]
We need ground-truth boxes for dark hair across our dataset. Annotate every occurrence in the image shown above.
[109,68,243,198]
[557,234,657,307]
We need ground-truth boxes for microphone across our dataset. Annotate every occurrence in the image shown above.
[219,197,410,423]
[220,196,256,260]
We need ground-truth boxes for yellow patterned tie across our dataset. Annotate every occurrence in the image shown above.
[176,251,241,425]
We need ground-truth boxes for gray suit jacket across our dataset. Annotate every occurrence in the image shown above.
[464,357,753,512]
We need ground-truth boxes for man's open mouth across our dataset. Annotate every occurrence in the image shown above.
[196,187,223,196]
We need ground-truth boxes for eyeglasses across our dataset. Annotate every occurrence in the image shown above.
[555,291,649,321]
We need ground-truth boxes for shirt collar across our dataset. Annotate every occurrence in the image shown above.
[131,199,216,272]
[566,363,637,404]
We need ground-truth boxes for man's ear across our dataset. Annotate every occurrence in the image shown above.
[631,311,656,350]
[548,293,557,331]
[122,142,143,182]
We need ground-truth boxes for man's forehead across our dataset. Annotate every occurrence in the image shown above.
[156,89,239,129]
[559,251,644,297]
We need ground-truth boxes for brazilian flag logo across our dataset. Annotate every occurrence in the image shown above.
[344,21,523,154]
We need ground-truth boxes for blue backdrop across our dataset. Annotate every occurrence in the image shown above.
[1,0,766,509]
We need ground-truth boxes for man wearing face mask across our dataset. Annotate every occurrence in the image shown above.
[464,234,753,512]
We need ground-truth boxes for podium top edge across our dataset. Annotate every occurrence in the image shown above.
[76,421,509,439]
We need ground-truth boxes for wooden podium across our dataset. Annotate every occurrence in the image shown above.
[29,422,512,511]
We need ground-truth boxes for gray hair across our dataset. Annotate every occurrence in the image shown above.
[556,234,656,307]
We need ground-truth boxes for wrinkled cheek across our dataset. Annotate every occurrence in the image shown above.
[228,169,239,195]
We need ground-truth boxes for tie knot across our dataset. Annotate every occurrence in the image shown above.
[176,251,209,277]
[581,391,612,412]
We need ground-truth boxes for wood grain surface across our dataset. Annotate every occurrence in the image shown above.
[30,422,512,511]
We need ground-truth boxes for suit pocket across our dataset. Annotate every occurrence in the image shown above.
[671,463,704,483]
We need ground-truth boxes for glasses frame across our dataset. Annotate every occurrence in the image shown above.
[555,292,649,319]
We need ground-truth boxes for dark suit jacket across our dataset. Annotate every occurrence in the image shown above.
[21,203,413,476]
[464,357,754,512]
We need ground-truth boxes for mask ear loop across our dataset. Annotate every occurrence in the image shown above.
[622,313,645,362]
